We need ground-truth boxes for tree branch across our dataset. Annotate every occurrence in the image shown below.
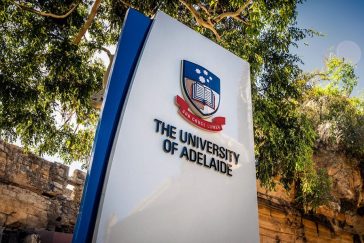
[179,0,221,40]
[179,0,253,40]
[197,3,214,26]
[119,0,157,16]
[306,72,329,82]
[98,46,114,87]
[102,54,114,88]
[197,3,210,16]
[231,15,250,25]
[13,1,78,19]
[213,0,253,23]
[73,123,80,135]
[60,111,76,129]
[73,0,102,45]
[90,50,114,109]
[99,46,112,60]
[120,0,138,10]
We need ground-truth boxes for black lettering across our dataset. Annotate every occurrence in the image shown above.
[195,136,200,149]
[156,121,177,139]
[199,138,207,151]
[179,130,188,143]
[180,146,189,160]
[219,147,226,159]
[162,139,178,155]
[210,158,218,171]
[233,153,240,165]
[226,149,233,162]
[206,141,213,154]
[188,133,197,147]
[171,142,178,155]
[154,119,163,133]
[230,151,233,162]
[203,154,209,168]
[224,149,228,160]
[160,122,169,136]
[170,126,177,139]
[196,152,203,165]
[163,139,172,153]
[219,160,227,174]
[227,164,233,177]
[212,144,219,157]
[189,148,197,162]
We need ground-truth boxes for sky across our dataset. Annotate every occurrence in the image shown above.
[293,0,364,96]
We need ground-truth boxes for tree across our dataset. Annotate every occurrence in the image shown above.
[302,55,363,158]
[295,56,363,210]
[1,0,318,195]
[1,0,106,163]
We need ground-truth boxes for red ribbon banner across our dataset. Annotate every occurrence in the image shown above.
[175,95,226,132]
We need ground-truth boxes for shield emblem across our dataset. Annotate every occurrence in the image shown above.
[181,60,220,118]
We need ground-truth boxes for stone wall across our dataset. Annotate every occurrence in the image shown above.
[257,149,364,242]
[257,186,355,242]
[0,140,85,233]
[1,140,363,242]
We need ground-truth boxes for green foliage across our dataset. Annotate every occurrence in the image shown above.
[324,56,358,96]
[254,96,316,189]
[0,0,104,163]
[295,168,332,211]
[229,1,318,190]
[303,57,364,158]
[295,56,364,210]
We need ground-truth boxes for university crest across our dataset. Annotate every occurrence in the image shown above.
[176,60,226,131]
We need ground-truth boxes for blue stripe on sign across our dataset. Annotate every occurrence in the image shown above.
[72,9,152,243]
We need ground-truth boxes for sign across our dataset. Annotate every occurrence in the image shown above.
[73,9,259,243]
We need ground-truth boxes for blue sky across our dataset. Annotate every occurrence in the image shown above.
[294,0,364,96]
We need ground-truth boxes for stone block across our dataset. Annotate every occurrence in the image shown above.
[0,140,5,151]
[5,211,27,226]
[17,192,35,202]
[26,214,42,228]
[3,188,17,198]
[23,233,41,243]
[50,163,69,182]
[0,213,7,226]
[0,154,7,176]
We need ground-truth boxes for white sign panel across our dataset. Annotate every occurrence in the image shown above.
[94,11,259,243]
